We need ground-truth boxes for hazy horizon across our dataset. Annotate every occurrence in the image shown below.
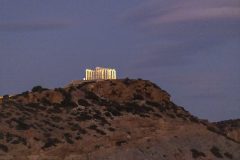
[1,0,240,121]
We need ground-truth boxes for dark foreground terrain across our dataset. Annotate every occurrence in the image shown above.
[0,79,239,160]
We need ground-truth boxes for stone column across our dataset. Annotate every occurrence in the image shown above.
[112,70,114,79]
[101,69,104,79]
[113,70,115,79]
[107,69,109,79]
[93,70,95,80]
[109,70,111,79]
[109,70,112,79]
[104,69,106,79]
[86,70,89,80]
[95,68,97,79]
[113,70,116,79]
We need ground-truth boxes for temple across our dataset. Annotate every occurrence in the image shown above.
[84,67,117,80]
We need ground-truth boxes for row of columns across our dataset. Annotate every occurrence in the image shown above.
[85,67,117,80]
[85,69,95,80]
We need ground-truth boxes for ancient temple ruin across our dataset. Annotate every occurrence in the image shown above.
[84,67,117,80]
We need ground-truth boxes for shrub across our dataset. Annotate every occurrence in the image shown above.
[34,137,40,141]
[210,146,223,158]
[148,102,165,112]
[50,116,62,123]
[133,93,144,100]
[167,113,176,119]
[88,124,106,135]
[111,90,117,95]
[75,112,92,121]
[77,127,87,135]
[189,116,200,123]
[3,95,9,99]
[32,86,48,92]
[41,98,51,105]
[108,127,115,132]
[110,81,117,86]
[116,140,127,146]
[42,138,61,149]
[54,88,75,107]
[190,149,206,158]
[88,124,97,130]
[104,111,112,118]
[224,152,233,159]
[84,90,99,101]
[0,144,8,152]
[2,95,10,103]
[92,114,110,125]
[14,118,31,130]
[95,144,101,149]
[78,99,90,106]
[6,133,26,145]
[153,113,162,118]
[107,106,122,116]
[207,126,221,134]
[21,91,29,97]
[95,129,106,135]
[123,102,154,115]
[64,133,74,144]
[70,123,81,131]
[47,106,62,113]
[75,136,82,140]
[0,132,4,140]
[123,78,131,85]
[61,93,75,107]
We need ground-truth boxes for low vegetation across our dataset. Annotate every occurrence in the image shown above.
[0,79,239,159]
[116,140,127,146]
[0,144,8,152]
[32,86,48,92]
[210,146,223,158]
[190,149,206,158]
[42,138,61,149]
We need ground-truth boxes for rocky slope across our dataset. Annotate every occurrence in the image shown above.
[214,119,240,143]
[0,79,239,160]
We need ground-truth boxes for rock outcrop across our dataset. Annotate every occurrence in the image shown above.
[214,119,240,143]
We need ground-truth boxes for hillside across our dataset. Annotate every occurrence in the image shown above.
[0,79,239,160]
[214,119,240,143]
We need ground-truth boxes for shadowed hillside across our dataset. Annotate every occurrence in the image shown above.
[214,119,240,143]
[0,79,239,160]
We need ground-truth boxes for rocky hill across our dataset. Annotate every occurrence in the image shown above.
[0,79,239,160]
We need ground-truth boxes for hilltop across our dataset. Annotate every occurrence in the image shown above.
[0,79,239,160]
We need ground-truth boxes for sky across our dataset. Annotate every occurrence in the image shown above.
[0,0,240,121]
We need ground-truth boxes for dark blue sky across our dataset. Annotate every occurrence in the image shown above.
[0,0,240,121]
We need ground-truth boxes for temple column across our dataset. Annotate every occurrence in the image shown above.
[112,70,114,79]
[113,70,116,79]
[109,70,112,79]
[109,70,111,79]
[104,69,107,79]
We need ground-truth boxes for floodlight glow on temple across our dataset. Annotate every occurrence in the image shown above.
[84,67,117,80]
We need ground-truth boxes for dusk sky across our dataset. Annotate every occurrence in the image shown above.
[0,0,239,121]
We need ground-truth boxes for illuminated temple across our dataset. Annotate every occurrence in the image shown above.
[84,67,117,80]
